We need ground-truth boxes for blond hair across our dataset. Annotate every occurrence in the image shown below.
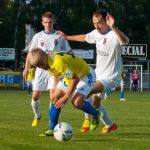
[28,48,48,68]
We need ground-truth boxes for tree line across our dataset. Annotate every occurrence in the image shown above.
[0,0,149,67]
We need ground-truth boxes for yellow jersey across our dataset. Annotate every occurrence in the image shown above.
[120,65,125,80]
[27,67,35,81]
[47,52,90,85]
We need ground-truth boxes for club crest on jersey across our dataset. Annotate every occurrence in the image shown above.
[54,39,58,46]
[103,38,107,45]
[41,41,44,47]
[64,70,72,78]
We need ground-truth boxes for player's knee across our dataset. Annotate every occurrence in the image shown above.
[32,97,39,101]
[50,96,55,103]
[71,98,83,109]
[51,95,58,104]
[71,99,79,108]
[92,94,101,108]
[32,91,40,101]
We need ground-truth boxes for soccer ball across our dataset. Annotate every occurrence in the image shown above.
[54,122,73,141]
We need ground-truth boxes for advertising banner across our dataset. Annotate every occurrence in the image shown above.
[0,71,22,88]
[72,49,94,59]
[0,48,15,60]
[122,44,147,58]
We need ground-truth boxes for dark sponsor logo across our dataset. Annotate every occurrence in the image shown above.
[122,44,147,58]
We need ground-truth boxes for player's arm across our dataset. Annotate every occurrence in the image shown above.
[106,13,129,44]
[64,75,79,98]
[111,27,129,44]
[66,34,86,42]
[23,53,30,79]
[55,75,79,108]
[23,34,37,78]
[58,31,86,42]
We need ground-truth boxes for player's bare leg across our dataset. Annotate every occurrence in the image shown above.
[31,91,41,127]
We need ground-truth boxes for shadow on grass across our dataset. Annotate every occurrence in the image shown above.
[119,124,150,127]
[118,132,150,138]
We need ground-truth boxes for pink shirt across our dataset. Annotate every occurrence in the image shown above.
[131,73,139,80]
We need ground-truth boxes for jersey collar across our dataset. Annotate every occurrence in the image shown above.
[43,30,56,34]
[100,28,111,35]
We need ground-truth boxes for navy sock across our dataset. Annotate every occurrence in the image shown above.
[82,101,99,116]
[27,86,32,94]
[49,104,61,130]
[120,90,124,99]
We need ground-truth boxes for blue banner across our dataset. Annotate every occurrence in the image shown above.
[0,71,22,88]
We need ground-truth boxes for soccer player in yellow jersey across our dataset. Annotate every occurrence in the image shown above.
[28,48,99,136]
[104,65,126,101]
[26,67,35,95]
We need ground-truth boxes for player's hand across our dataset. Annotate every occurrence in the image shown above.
[55,96,68,108]
[23,68,28,79]
[106,13,115,28]
[57,31,67,40]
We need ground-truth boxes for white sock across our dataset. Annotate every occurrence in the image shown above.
[84,113,90,119]
[99,104,113,128]
[31,99,41,118]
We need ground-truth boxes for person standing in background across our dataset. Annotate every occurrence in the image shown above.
[26,66,35,95]
[131,70,139,91]
[104,65,126,101]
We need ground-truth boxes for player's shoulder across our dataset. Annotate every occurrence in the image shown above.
[33,31,44,38]
[53,55,64,68]
[87,29,97,35]
[54,52,64,59]
[54,52,72,64]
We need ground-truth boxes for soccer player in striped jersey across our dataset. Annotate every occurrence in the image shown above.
[23,12,71,127]
[28,48,99,136]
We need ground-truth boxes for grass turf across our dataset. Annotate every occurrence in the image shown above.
[0,90,150,150]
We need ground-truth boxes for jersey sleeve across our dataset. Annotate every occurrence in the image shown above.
[85,30,96,44]
[28,34,39,52]
[60,38,71,52]
[113,31,129,46]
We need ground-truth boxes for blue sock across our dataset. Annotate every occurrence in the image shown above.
[49,104,61,130]
[29,86,32,94]
[27,86,32,94]
[82,101,99,116]
[105,88,113,96]
[27,87,29,94]
[120,90,124,99]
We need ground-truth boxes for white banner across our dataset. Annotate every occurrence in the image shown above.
[122,44,147,58]
[72,49,94,59]
[0,48,15,60]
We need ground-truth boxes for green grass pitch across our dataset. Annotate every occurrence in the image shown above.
[0,90,150,150]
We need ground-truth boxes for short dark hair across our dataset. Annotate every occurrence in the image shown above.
[93,9,107,21]
[42,11,55,20]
